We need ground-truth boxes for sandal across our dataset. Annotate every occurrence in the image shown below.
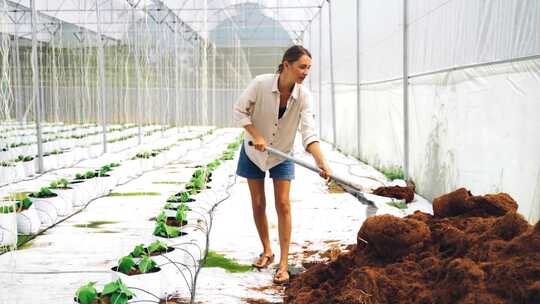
[273,269,290,285]
[252,253,275,269]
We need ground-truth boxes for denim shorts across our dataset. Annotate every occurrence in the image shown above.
[236,144,295,180]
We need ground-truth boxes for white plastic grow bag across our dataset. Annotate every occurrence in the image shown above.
[31,196,65,227]
[22,160,35,176]
[16,204,41,235]
[110,267,170,301]
[0,204,17,247]
[68,181,92,207]
[42,155,59,171]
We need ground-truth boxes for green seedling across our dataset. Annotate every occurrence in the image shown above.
[147,240,168,254]
[176,205,187,222]
[130,244,145,258]
[75,282,98,304]
[153,222,183,238]
[117,255,135,274]
[138,255,157,273]
[101,279,135,304]
[30,187,56,199]
[0,204,15,213]
[50,178,69,189]
[16,197,32,211]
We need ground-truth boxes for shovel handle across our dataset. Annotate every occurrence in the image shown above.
[247,141,362,191]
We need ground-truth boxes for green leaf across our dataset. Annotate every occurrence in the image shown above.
[147,240,168,254]
[156,211,167,223]
[21,197,32,209]
[180,192,190,202]
[176,208,186,223]
[102,280,119,296]
[117,279,134,297]
[110,293,129,304]
[179,203,190,212]
[130,244,145,258]
[138,256,157,273]
[75,282,98,304]
[153,222,167,237]
[117,255,135,274]
[165,224,181,237]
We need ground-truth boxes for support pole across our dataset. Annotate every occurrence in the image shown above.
[211,44,216,126]
[403,0,409,179]
[96,3,107,153]
[130,8,142,144]
[174,22,180,132]
[328,0,337,146]
[356,0,361,158]
[200,0,208,126]
[318,10,322,137]
[30,0,43,173]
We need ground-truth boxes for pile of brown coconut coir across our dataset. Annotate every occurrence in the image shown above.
[284,188,540,304]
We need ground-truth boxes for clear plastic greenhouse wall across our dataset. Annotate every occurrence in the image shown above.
[0,0,539,303]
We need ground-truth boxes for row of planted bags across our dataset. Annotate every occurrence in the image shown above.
[0,135,206,247]
[0,125,177,185]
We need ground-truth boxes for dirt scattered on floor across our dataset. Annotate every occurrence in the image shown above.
[322,239,341,244]
[242,298,281,304]
[284,188,540,304]
[372,185,415,203]
[302,250,318,259]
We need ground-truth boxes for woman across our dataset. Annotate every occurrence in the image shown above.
[233,45,331,284]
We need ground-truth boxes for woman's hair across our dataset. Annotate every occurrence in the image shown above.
[277,45,312,73]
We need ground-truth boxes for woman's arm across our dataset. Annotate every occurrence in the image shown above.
[306,141,331,179]
[244,124,266,152]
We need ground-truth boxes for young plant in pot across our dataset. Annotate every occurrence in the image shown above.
[28,187,64,224]
[16,155,35,176]
[184,176,205,195]
[74,279,135,304]
[166,191,194,203]
[206,159,221,172]
[113,254,160,276]
[75,170,98,180]
[130,240,174,258]
[50,178,71,190]
[153,211,187,238]
[156,211,187,229]
[164,202,192,212]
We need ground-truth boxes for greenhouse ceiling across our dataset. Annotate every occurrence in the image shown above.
[0,0,324,45]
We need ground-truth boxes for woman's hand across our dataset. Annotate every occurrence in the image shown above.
[317,162,332,180]
[252,136,267,152]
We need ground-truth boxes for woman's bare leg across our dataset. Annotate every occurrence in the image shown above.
[273,178,291,276]
[247,178,273,263]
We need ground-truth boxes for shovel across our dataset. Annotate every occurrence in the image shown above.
[248,141,375,206]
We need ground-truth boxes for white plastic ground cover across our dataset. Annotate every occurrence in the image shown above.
[195,137,432,304]
[0,127,242,303]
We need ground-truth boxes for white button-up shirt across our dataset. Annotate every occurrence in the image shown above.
[233,73,319,171]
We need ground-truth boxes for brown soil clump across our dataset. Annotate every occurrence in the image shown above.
[433,188,518,218]
[372,185,415,203]
[285,189,539,304]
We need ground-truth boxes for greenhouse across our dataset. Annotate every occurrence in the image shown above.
[0,0,538,303]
